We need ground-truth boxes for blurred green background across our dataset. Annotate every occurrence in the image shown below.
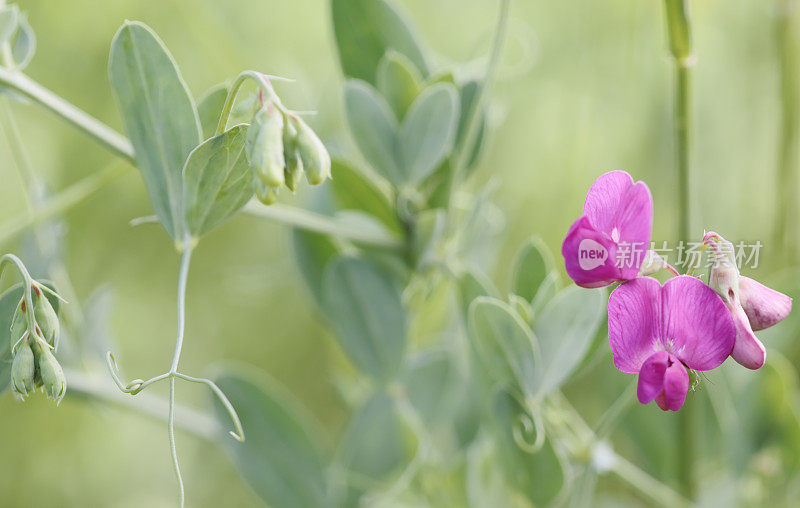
[0,0,798,506]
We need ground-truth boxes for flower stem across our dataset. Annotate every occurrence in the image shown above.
[0,67,134,162]
[775,0,800,260]
[663,0,695,500]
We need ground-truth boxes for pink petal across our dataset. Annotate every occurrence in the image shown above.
[609,277,662,373]
[656,356,689,411]
[637,350,669,404]
[661,276,735,371]
[738,276,792,331]
[728,301,766,370]
[561,216,621,288]
[582,171,652,279]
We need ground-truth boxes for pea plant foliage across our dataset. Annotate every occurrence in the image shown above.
[2,0,795,507]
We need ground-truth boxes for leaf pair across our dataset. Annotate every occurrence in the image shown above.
[345,79,459,187]
[109,22,252,243]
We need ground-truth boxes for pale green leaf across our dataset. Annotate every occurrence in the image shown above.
[330,159,399,233]
[0,6,18,47]
[212,368,330,508]
[467,297,540,398]
[322,257,407,383]
[183,124,253,237]
[292,228,340,309]
[512,236,554,302]
[533,287,606,396]
[344,80,402,184]
[376,50,422,120]
[197,83,229,140]
[331,0,429,85]
[108,21,202,240]
[457,267,500,317]
[399,83,459,183]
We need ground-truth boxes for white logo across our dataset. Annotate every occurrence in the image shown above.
[578,238,607,270]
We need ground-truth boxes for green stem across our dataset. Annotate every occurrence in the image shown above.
[775,0,800,259]
[0,160,129,246]
[664,0,695,500]
[214,71,289,135]
[0,67,134,162]
[243,201,403,249]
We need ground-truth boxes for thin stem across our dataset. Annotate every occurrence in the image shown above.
[215,71,288,136]
[168,376,185,508]
[0,67,134,162]
[612,455,690,507]
[243,201,403,249]
[0,97,37,204]
[0,160,130,246]
[174,372,244,441]
[775,0,800,259]
[170,245,193,373]
[664,0,695,499]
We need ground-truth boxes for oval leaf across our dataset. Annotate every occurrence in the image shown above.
[512,236,555,302]
[532,287,606,396]
[330,159,399,233]
[376,50,422,120]
[197,83,230,140]
[109,21,202,240]
[467,297,540,398]
[399,83,459,183]
[322,257,407,382]
[331,0,429,84]
[344,80,401,185]
[183,124,253,237]
[212,368,329,508]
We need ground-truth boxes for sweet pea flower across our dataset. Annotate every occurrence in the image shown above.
[609,276,735,411]
[703,232,792,370]
[562,171,653,288]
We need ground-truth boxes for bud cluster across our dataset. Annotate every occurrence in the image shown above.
[9,285,66,404]
[245,101,331,205]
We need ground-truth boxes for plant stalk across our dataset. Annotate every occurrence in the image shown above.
[664,0,695,500]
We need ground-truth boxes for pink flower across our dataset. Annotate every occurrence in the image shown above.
[562,171,653,288]
[703,232,792,370]
[609,276,735,411]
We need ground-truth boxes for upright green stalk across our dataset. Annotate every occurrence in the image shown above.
[775,0,800,259]
[664,0,695,500]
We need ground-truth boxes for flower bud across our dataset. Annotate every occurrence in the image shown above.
[246,104,285,188]
[33,288,59,348]
[11,342,35,398]
[31,339,66,405]
[704,232,739,305]
[254,178,279,206]
[287,115,330,185]
[284,150,304,193]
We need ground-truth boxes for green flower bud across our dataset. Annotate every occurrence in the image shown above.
[284,150,304,193]
[31,339,66,405]
[33,287,59,348]
[9,299,27,348]
[287,115,330,186]
[246,104,285,188]
[254,178,279,206]
[11,342,35,398]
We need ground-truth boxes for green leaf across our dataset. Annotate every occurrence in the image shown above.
[292,228,340,308]
[344,80,401,184]
[399,83,459,183]
[331,0,429,85]
[512,236,554,302]
[533,287,606,396]
[0,283,60,394]
[530,271,559,318]
[212,368,329,508]
[330,159,399,233]
[340,390,414,482]
[455,79,488,172]
[376,50,422,120]
[467,297,540,398]
[183,125,253,237]
[457,267,500,317]
[322,257,407,383]
[402,350,454,428]
[488,388,564,505]
[197,83,229,140]
[108,21,202,240]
